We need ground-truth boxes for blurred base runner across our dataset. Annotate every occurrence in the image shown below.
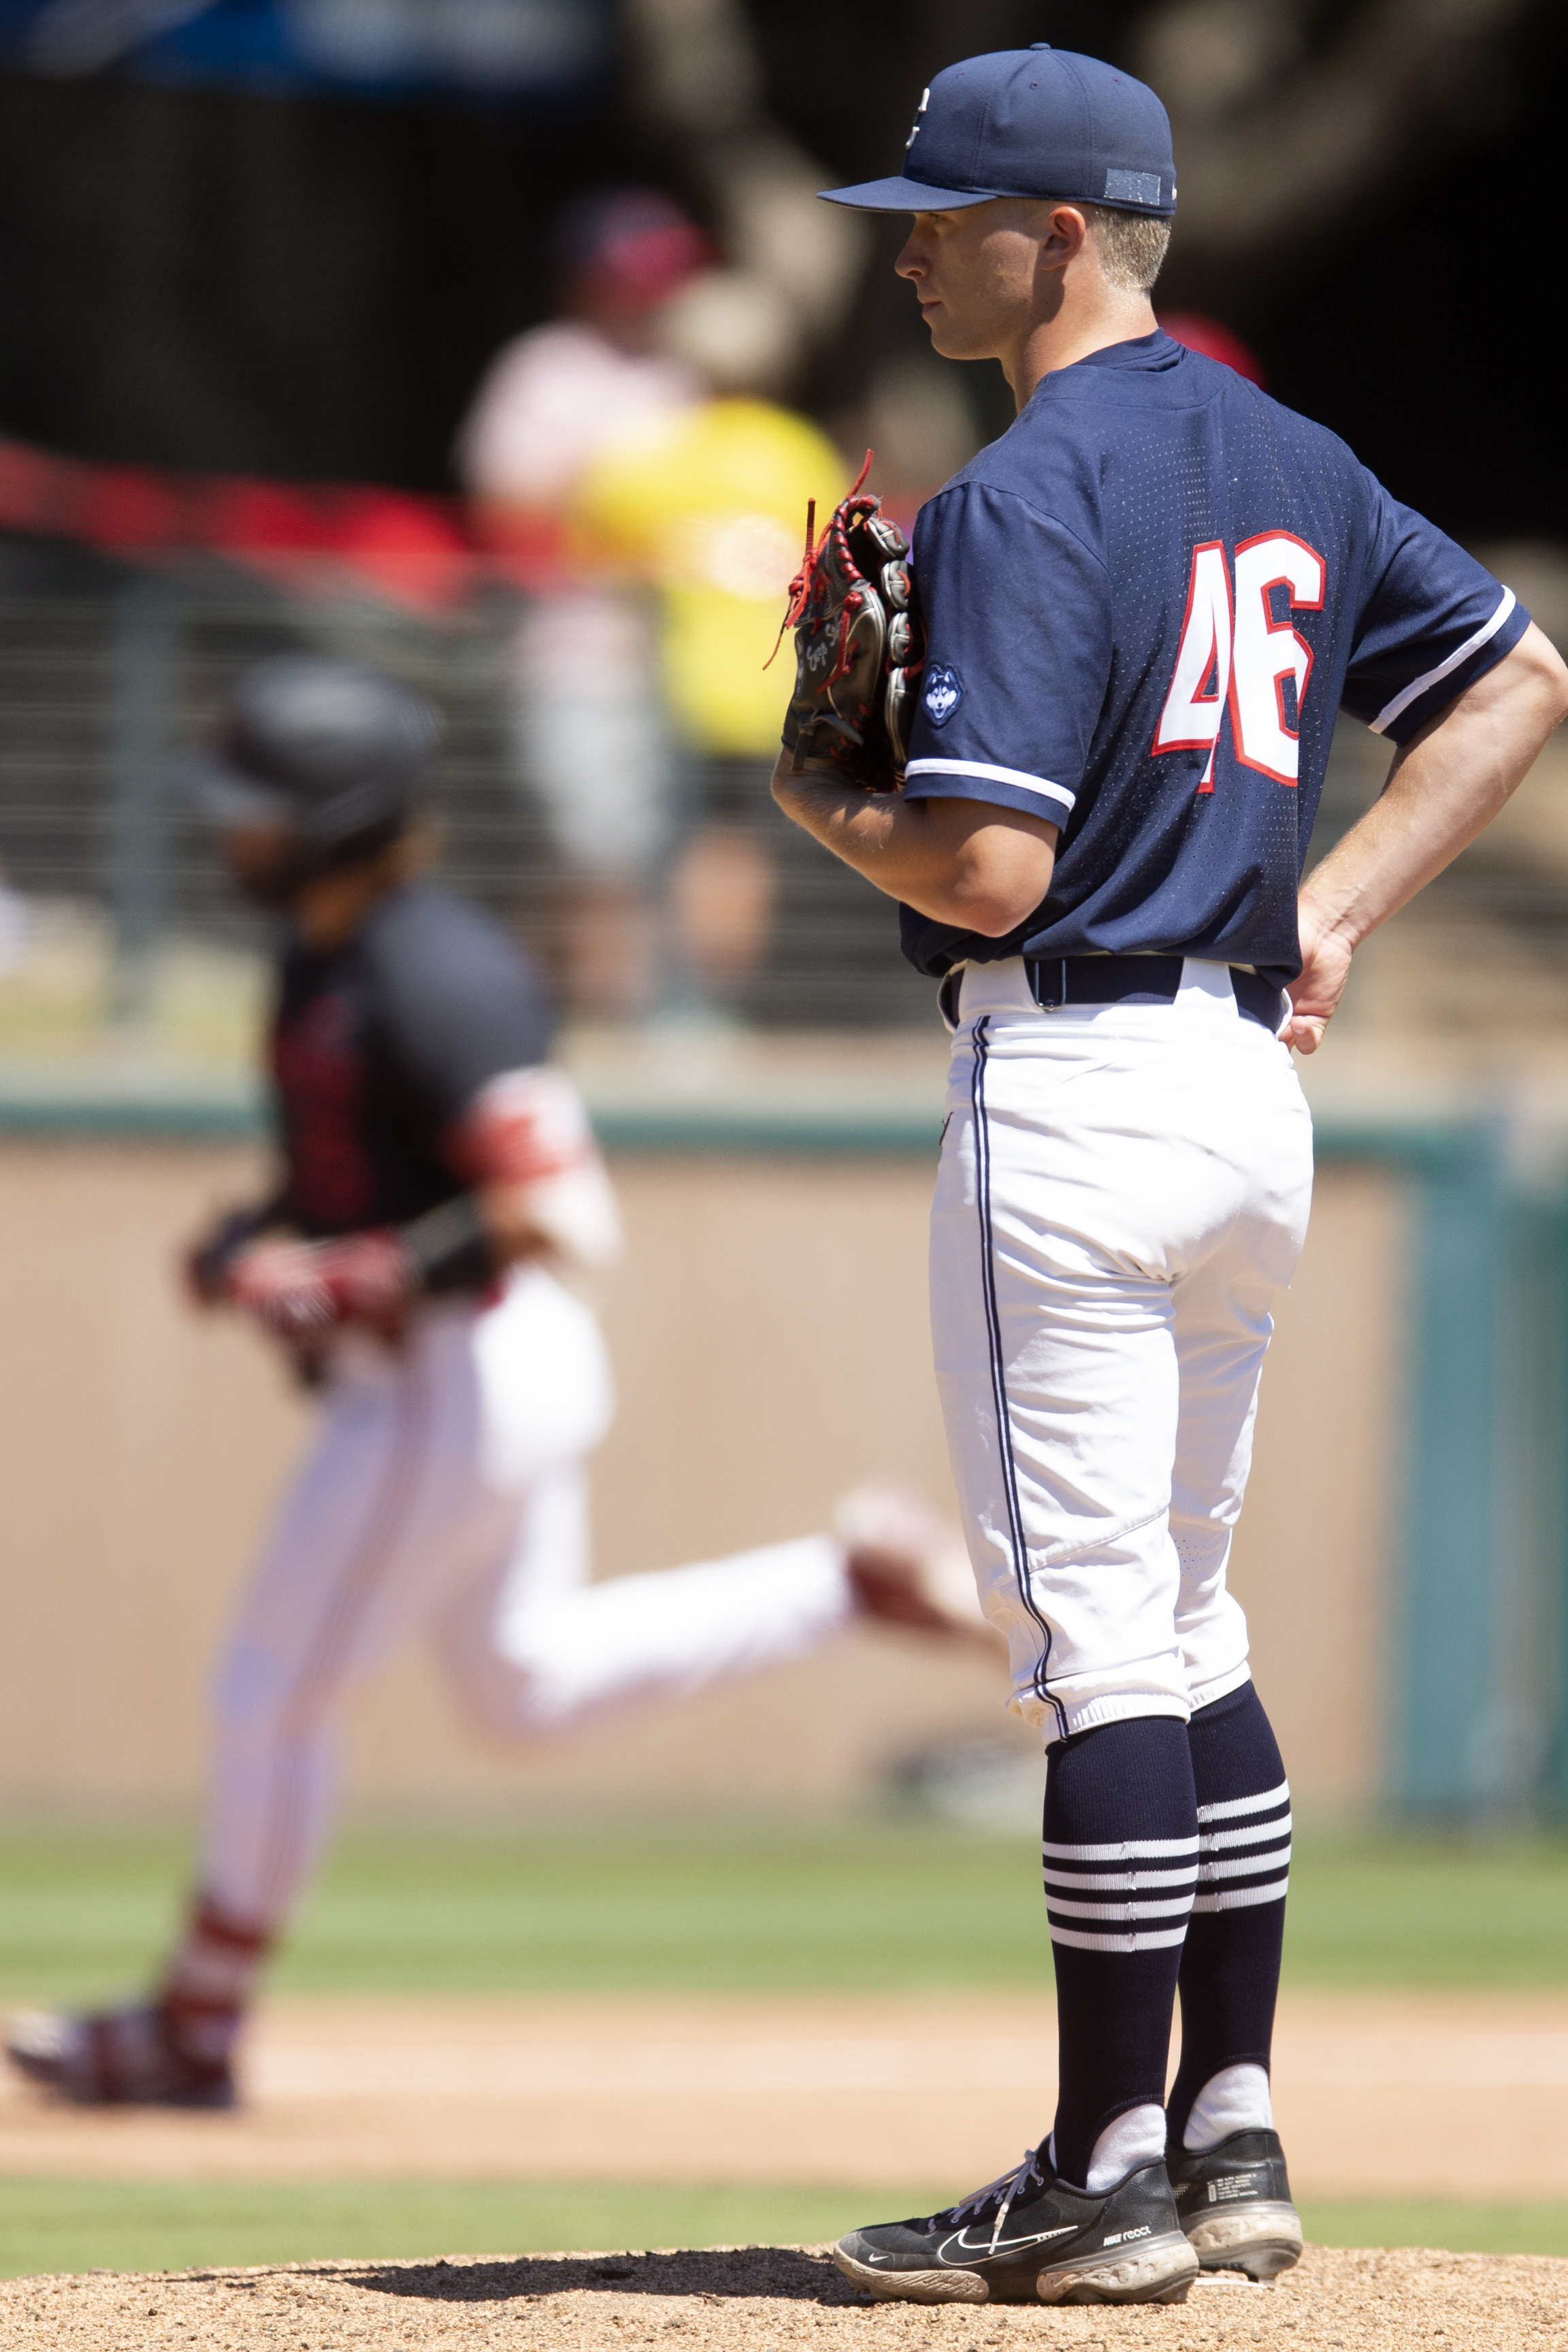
[6,657,985,2110]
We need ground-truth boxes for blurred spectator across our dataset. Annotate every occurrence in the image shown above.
[455,190,710,1019]
[570,287,845,1012]
[458,191,712,538]
[458,187,846,1025]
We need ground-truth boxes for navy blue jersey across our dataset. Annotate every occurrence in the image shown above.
[272,881,555,1236]
[900,330,1528,985]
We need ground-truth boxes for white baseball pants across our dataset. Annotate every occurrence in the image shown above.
[932,958,1314,1744]
[203,1264,852,1927]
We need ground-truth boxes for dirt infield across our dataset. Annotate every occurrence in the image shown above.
[5,1989,1568,2198]
[3,2244,1567,2350]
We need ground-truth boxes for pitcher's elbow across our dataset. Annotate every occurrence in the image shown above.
[965,896,1034,938]
[1546,647,1568,729]
[955,869,1052,936]
[1514,623,1568,728]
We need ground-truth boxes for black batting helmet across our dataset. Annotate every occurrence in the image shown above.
[191,656,442,879]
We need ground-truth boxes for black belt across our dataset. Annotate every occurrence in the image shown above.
[942,956,1286,1032]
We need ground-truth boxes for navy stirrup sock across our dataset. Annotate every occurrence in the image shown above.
[1043,1716,1196,2189]
[1166,1680,1290,2151]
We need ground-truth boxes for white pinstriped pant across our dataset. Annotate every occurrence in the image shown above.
[932,958,1314,1747]
[202,1264,852,1927]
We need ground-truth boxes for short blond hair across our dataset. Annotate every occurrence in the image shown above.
[1081,203,1171,293]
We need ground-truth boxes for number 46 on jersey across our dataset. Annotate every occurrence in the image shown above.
[1154,535,1326,794]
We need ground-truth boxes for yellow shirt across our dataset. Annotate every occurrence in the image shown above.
[571,397,848,756]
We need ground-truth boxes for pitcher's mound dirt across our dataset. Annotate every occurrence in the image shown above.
[2,2243,1565,2350]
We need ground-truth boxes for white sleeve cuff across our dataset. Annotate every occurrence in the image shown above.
[904,758,1077,813]
[1369,587,1517,735]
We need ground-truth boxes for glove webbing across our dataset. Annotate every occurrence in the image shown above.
[764,447,874,683]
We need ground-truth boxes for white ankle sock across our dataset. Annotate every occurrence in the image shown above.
[1182,2062,1273,2151]
[1085,2102,1167,2191]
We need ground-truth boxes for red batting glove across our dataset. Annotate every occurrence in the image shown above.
[227,1232,414,1343]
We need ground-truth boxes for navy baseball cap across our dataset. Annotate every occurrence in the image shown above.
[820,46,1175,219]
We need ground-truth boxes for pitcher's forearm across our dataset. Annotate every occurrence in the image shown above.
[770,751,1058,934]
[771,756,908,887]
[1300,622,1568,953]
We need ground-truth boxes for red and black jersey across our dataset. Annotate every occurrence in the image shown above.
[270,881,555,1237]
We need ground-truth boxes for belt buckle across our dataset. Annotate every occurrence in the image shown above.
[1032,957,1068,1011]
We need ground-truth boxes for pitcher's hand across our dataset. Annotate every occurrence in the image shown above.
[1284,902,1353,1056]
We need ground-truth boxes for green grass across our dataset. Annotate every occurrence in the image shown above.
[3,2181,1568,2283]
[6,1822,1568,2283]
[5,1820,1568,2004]
[0,2180,893,2283]
[0,1821,1041,2002]
[1280,1831,1568,1987]
[1300,2202,1568,2258]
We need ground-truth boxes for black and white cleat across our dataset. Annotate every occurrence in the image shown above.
[1168,2128,1304,2282]
[832,2142,1199,2306]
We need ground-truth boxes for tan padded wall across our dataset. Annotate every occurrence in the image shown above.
[0,1143,1403,1818]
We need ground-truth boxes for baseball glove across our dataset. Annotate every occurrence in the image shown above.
[776,455,925,794]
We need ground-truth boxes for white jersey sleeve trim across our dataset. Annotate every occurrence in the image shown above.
[904,758,1077,813]
[1369,588,1516,736]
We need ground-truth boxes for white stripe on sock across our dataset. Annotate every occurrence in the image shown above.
[1191,1874,1290,1913]
[1041,1835,1200,1862]
[1196,1779,1290,1825]
[1043,1863,1198,1891]
[1198,1846,1292,1884]
[1200,1812,1292,1852]
[1048,1923,1191,1952]
[1045,1893,1196,1923]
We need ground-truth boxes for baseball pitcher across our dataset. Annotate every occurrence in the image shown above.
[774,46,1568,2306]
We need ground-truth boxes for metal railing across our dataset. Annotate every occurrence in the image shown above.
[0,537,935,1067]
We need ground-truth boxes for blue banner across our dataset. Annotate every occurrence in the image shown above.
[0,0,612,98]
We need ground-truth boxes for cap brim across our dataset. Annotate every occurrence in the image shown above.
[819,176,1175,218]
[184,755,295,832]
[817,176,1005,212]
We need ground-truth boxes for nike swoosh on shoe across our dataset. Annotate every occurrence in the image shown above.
[938,2226,1077,2264]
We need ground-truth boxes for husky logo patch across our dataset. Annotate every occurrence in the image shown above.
[922,664,962,727]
